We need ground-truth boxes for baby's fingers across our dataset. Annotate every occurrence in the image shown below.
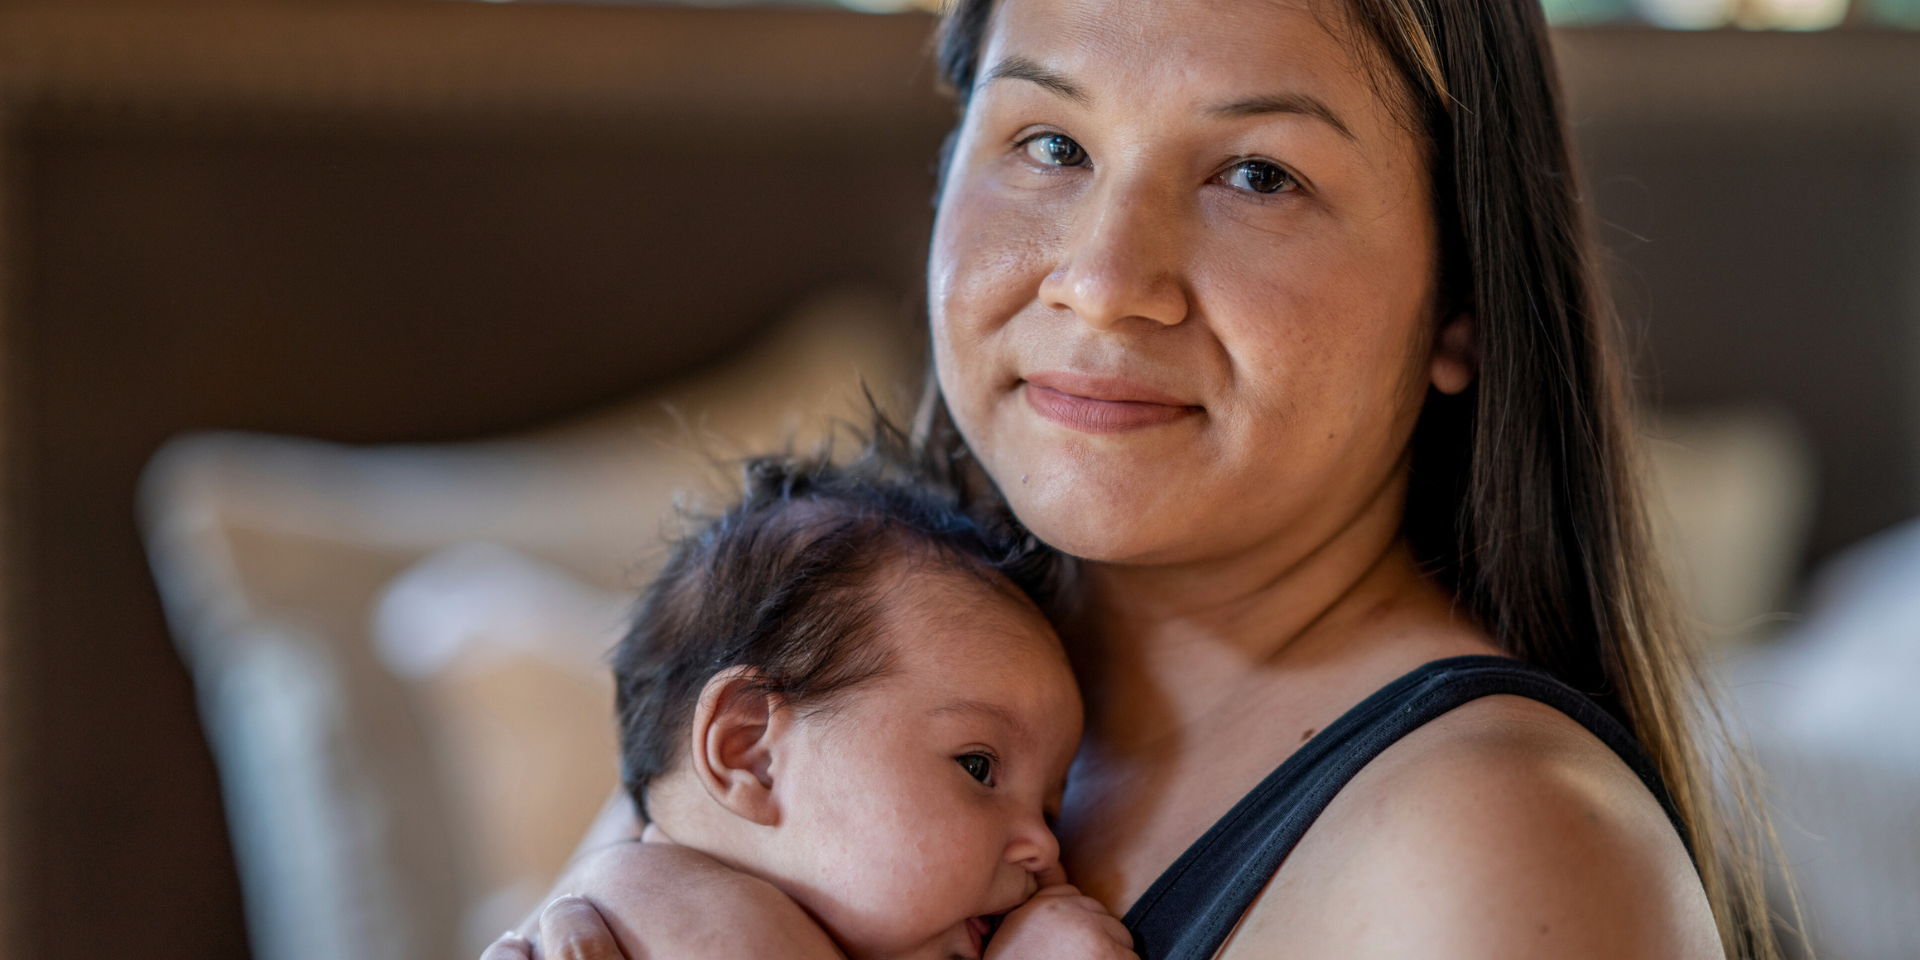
[1030,883,1088,901]
[539,895,630,960]
[1044,893,1129,950]
[1089,910,1133,951]
[1018,885,1137,955]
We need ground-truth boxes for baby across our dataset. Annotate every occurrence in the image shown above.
[603,450,1136,960]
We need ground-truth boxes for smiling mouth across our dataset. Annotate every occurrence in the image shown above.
[1021,375,1201,434]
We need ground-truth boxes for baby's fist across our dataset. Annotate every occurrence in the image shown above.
[984,885,1137,960]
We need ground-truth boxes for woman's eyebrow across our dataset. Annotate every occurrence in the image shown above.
[1208,93,1356,141]
[981,56,1092,106]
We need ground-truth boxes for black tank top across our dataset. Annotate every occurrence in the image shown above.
[1119,656,1692,960]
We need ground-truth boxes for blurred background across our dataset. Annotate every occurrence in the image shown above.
[0,1,1914,959]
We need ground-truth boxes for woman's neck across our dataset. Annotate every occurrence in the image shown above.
[1061,477,1490,752]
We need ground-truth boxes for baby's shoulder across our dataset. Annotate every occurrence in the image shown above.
[571,841,848,959]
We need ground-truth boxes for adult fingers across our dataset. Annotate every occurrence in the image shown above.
[480,932,534,960]
[539,895,628,960]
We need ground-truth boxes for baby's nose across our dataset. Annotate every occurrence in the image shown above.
[1007,819,1063,880]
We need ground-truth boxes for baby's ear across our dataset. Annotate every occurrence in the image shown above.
[690,666,785,826]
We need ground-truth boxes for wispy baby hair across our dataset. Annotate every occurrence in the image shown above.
[613,419,1057,814]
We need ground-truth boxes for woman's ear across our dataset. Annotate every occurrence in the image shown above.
[1430,310,1478,395]
[689,666,787,827]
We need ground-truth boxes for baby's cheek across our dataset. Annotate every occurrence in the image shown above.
[782,734,1004,952]
[855,806,981,913]
[809,802,995,955]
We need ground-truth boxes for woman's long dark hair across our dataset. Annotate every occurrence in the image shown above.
[924,1,1785,956]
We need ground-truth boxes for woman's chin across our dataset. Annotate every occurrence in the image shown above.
[964,411,1252,562]
[1004,485,1192,564]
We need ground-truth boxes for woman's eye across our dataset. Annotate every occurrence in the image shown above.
[1022,133,1087,168]
[1223,160,1298,195]
[957,754,994,784]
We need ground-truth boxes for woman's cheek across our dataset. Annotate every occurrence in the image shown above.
[936,244,1042,356]
[934,155,1076,331]
[931,196,1055,446]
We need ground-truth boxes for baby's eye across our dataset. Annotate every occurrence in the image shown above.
[957,754,994,784]
[1022,133,1087,168]
[1221,159,1298,195]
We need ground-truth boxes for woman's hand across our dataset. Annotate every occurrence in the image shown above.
[480,895,625,960]
[984,885,1137,960]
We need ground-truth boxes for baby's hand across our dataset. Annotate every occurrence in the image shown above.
[984,885,1137,960]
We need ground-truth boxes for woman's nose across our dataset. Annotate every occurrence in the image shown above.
[1038,174,1190,331]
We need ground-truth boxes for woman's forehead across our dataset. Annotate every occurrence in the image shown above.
[978,0,1378,115]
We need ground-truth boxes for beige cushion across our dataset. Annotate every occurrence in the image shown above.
[1642,407,1816,651]
[140,287,915,960]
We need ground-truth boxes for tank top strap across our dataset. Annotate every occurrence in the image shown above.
[1119,655,1691,960]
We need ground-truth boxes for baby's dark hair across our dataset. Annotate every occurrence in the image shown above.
[612,423,1057,814]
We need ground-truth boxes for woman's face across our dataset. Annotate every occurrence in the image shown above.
[930,0,1448,566]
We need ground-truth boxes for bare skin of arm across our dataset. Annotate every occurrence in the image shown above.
[485,836,846,960]
[1038,509,1724,960]
[1219,696,1721,960]
[485,792,837,959]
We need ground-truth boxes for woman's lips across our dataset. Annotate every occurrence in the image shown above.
[1021,372,1200,434]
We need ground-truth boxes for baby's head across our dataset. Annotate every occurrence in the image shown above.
[615,450,1081,960]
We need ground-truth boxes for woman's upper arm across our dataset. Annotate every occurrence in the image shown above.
[1222,697,1722,960]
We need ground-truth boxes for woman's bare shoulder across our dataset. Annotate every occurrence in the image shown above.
[1222,695,1721,960]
